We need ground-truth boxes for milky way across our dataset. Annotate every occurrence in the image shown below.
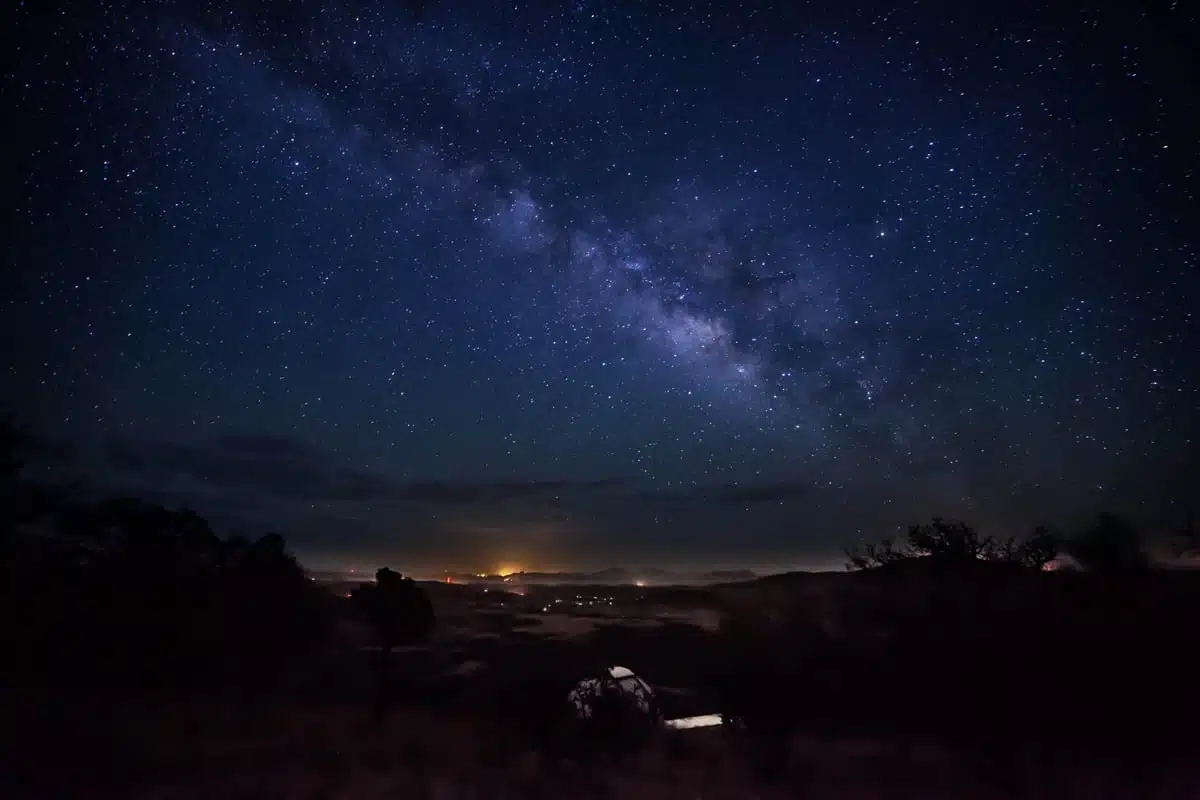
[5,1,1196,570]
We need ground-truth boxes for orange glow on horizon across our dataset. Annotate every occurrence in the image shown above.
[495,563,523,577]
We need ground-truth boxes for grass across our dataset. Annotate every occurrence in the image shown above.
[5,692,1199,799]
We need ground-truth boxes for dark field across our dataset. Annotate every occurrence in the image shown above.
[7,567,1200,798]
[8,690,1200,800]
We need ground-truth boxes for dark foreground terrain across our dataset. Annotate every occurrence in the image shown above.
[7,563,1200,799]
[5,682,1199,799]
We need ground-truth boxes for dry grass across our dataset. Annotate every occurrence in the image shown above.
[6,696,1199,799]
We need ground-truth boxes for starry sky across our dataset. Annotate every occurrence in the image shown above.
[5,0,1197,574]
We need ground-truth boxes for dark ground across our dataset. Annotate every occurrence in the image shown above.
[7,566,1200,797]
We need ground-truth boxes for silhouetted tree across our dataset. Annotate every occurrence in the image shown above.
[999,525,1061,570]
[172,507,223,563]
[219,531,323,702]
[1067,512,1148,572]
[2,459,330,693]
[842,536,908,570]
[844,517,1058,570]
[351,567,435,717]
[353,568,435,651]
[908,517,1003,562]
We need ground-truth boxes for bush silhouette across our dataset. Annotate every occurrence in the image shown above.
[2,430,326,695]
[220,532,324,701]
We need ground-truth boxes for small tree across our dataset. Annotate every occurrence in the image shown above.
[352,568,435,652]
[1012,525,1061,570]
[351,567,435,717]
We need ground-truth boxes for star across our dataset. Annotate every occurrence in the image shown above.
[3,0,1195,573]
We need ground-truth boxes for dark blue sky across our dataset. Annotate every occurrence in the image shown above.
[5,0,1197,573]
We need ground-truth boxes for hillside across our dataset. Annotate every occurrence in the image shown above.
[7,691,1196,799]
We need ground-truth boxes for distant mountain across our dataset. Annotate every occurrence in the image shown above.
[700,569,757,582]
[309,569,357,582]
[433,567,757,585]
[480,567,631,584]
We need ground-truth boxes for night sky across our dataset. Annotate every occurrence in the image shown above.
[5,1,1197,574]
